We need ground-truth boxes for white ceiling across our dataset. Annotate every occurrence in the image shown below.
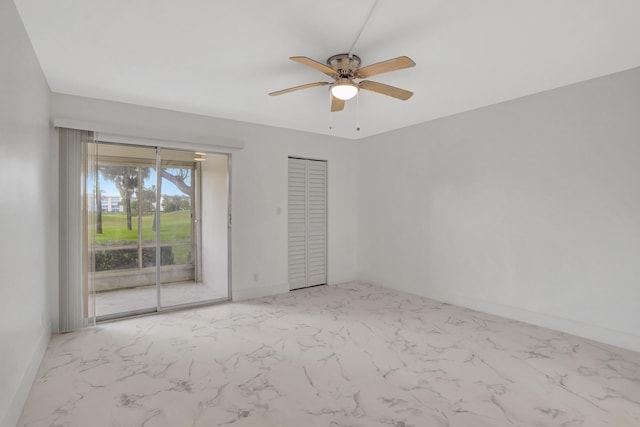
[14,0,640,139]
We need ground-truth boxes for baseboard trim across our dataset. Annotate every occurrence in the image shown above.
[2,325,51,427]
[232,283,289,301]
[356,275,640,353]
[450,293,640,353]
[327,274,358,286]
[231,277,359,302]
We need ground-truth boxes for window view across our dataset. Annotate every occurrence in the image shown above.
[93,166,193,272]
[89,144,229,318]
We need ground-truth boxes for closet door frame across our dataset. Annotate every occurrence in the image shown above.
[287,156,328,290]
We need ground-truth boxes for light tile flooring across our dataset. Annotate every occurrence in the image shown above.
[19,282,640,426]
[96,282,228,317]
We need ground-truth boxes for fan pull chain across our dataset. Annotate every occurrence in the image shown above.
[356,92,361,132]
[328,90,333,130]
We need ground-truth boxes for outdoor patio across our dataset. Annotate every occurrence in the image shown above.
[95,281,228,317]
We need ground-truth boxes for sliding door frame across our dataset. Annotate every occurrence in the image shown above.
[93,142,232,322]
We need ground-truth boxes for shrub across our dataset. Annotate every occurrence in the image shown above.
[94,246,175,272]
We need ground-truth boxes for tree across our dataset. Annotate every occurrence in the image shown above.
[161,168,191,195]
[132,186,156,216]
[144,168,192,232]
[160,168,192,225]
[96,171,103,234]
[141,185,158,231]
[100,166,150,231]
[162,195,190,212]
[99,166,192,233]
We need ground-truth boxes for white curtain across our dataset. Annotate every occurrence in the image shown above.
[59,128,96,332]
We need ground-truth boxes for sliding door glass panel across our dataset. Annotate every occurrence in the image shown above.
[159,149,229,308]
[85,136,97,327]
[93,143,158,319]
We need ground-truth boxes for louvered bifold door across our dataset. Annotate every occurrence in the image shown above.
[306,160,327,286]
[288,158,327,290]
[288,158,308,289]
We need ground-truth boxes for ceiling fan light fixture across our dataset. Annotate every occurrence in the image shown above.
[331,81,358,100]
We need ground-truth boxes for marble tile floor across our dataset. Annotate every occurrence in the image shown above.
[18,282,640,426]
[96,281,228,317]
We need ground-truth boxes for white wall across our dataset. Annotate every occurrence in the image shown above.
[0,0,52,426]
[358,67,640,352]
[200,153,229,296]
[50,93,359,303]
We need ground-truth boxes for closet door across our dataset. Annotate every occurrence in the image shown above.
[288,158,307,290]
[288,158,327,290]
[306,160,327,286]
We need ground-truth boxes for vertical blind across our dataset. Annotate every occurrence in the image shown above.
[59,128,96,332]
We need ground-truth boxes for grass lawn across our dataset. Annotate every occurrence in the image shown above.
[94,210,191,244]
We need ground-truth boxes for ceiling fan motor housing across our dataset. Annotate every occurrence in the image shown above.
[328,54,361,79]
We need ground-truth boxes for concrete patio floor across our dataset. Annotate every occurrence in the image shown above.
[95,281,228,317]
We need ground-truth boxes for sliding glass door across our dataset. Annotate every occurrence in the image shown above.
[93,144,158,317]
[90,143,229,320]
[158,149,229,308]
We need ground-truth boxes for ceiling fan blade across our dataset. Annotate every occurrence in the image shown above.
[268,81,329,96]
[359,80,413,100]
[290,56,339,78]
[355,56,416,79]
[331,96,345,112]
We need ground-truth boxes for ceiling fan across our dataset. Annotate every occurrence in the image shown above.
[269,54,416,112]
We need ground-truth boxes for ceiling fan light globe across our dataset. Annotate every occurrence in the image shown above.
[331,83,358,101]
